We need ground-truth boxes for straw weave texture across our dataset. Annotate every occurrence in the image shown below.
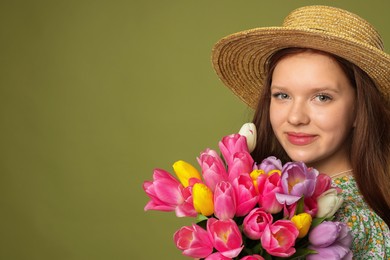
[212,5,390,109]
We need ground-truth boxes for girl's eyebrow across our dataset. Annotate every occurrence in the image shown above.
[270,85,287,91]
[309,87,340,94]
[270,85,340,93]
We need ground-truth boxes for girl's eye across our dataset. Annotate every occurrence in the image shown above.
[272,92,290,100]
[315,94,332,102]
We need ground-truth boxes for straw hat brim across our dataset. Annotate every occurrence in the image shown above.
[212,27,390,109]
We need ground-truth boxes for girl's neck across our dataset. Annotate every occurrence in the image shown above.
[309,159,353,178]
[329,169,353,179]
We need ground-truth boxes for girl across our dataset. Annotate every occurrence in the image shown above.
[211,5,390,259]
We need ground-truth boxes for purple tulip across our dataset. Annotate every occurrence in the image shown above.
[258,156,282,174]
[308,245,353,260]
[276,162,318,205]
[307,221,353,260]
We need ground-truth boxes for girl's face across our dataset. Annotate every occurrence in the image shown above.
[270,51,356,173]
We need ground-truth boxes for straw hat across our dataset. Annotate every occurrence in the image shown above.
[212,5,390,109]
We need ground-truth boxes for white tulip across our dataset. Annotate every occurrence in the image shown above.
[316,188,344,218]
[238,123,257,153]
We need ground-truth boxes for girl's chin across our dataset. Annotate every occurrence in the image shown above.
[285,152,316,164]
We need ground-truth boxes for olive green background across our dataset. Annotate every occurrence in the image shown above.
[0,1,389,259]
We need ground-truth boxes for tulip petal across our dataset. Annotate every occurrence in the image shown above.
[309,221,339,247]
[238,123,257,153]
[308,244,351,260]
[173,160,202,187]
[197,149,228,191]
[258,156,283,174]
[291,213,312,238]
[193,183,214,216]
[233,174,258,216]
[214,181,236,220]
[275,193,301,205]
[207,218,243,258]
[174,224,213,258]
[205,252,231,260]
[219,134,249,166]
[261,220,298,257]
[316,189,344,218]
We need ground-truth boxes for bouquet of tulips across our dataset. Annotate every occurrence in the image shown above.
[143,123,352,259]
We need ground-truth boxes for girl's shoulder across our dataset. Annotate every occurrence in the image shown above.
[332,176,390,259]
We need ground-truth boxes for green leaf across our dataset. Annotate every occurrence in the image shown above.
[311,217,327,227]
[263,252,273,260]
[251,242,263,255]
[295,197,305,214]
[196,214,208,229]
[282,248,317,260]
[196,214,208,222]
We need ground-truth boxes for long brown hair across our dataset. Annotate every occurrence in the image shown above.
[251,47,390,226]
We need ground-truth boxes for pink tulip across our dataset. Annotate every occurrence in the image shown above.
[232,174,258,216]
[219,134,249,167]
[188,177,202,187]
[197,148,228,191]
[261,220,299,257]
[241,255,265,260]
[312,173,332,199]
[228,152,254,182]
[205,252,232,260]
[174,224,214,258]
[243,208,273,240]
[283,203,297,219]
[257,172,284,214]
[304,196,318,217]
[214,181,236,220]
[143,169,197,217]
[207,218,244,258]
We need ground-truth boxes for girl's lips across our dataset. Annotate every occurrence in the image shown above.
[286,132,318,146]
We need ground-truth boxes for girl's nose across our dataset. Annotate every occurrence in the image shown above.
[287,102,310,126]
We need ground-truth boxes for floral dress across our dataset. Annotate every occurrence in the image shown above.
[332,176,390,259]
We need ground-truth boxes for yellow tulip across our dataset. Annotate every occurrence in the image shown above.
[291,213,312,238]
[173,160,202,187]
[192,183,214,216]
[250,169,265,193]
